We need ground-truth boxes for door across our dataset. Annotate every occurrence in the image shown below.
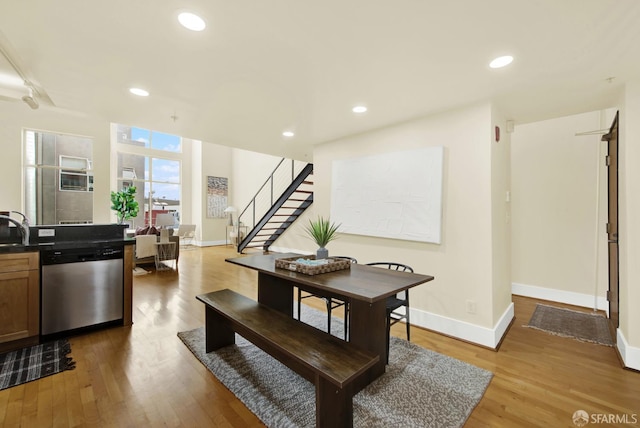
[602,111,619,341]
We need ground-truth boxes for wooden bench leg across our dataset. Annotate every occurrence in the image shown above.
[204,306,235,353]
[316,376,353,428]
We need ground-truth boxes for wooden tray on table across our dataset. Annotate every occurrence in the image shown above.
[275,255,351,276]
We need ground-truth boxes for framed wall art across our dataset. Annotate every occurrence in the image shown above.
[206,176,228,218]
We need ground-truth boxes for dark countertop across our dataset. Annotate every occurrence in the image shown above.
[0,223,134,255]
[0,238,135,255]
[0,243,40,254]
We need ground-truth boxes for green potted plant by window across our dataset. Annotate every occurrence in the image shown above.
[304,216,340,259]
[110,186,139,225]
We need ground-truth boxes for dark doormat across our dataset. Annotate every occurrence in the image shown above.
[525,304,614,346]
[0,339,76,390]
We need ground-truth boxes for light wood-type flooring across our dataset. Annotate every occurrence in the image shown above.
[0,246,638,427]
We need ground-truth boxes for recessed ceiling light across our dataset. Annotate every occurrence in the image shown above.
[178,12,206,31]
[282,131,295,137]
[352,105,368,114]
[489,55,514,69]
[129,87,149,97]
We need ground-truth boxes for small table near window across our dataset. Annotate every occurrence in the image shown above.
[155,241,176,271]
[226,225,248,246]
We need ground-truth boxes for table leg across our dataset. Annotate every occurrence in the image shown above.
[257,272,294,316]
[256,271,387,390]
[348,299,387,389]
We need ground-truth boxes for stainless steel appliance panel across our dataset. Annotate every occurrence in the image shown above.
[41,258,123,335]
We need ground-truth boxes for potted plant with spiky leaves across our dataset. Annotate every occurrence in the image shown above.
[304,216,340,259]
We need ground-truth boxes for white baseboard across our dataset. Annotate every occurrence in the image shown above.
[410,303,514,350]
[197,239,227,247]
[617,330,640,371]
[512,282,609,315]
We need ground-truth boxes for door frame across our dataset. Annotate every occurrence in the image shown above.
[602,111,619,342]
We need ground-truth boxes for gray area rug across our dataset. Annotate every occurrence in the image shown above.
[525,304,614,346]
[178,304,493,427]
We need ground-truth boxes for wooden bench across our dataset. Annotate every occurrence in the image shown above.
[196,289,379,428]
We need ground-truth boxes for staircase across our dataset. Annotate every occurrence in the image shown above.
[237,160,313,253]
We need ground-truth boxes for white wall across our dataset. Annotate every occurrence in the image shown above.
[191,144,282,247]
[620,81,640,361]
[231,148,282,215]
[511,110,612,309]
[272,102,513,348]
[190,140,204,243]
[491,106,512,327]
[196,141,233,245]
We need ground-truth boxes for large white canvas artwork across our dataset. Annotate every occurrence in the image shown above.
[330,147,444,244]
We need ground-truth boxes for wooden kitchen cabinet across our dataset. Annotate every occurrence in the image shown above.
[0,251,39,348]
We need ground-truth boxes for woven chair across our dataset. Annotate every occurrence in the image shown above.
[297,256,357,339]
[365,262,414,363]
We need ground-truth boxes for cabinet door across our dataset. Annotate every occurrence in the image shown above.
[0,269,39,342]
[0,252,39,273]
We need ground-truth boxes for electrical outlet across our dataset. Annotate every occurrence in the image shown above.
[466,300,477,314]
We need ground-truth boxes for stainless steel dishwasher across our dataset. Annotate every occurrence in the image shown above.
[40,245,124,336]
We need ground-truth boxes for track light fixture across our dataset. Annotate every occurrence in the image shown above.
[22,86,39,109]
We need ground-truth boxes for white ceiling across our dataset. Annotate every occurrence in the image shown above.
[1,0,639,160]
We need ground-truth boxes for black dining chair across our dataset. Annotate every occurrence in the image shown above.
[365,262,414,363]
[297,256,357,339]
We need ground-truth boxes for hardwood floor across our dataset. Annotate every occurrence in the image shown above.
[0,245,638,427]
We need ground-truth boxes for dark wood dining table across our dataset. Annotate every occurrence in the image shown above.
[226,253,435,390]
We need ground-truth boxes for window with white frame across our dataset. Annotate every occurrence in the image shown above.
[115,125,182,229]
[59,155,92,191]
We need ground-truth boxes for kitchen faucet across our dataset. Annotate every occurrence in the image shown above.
[0,211,30,245]
[10,211,30,227]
